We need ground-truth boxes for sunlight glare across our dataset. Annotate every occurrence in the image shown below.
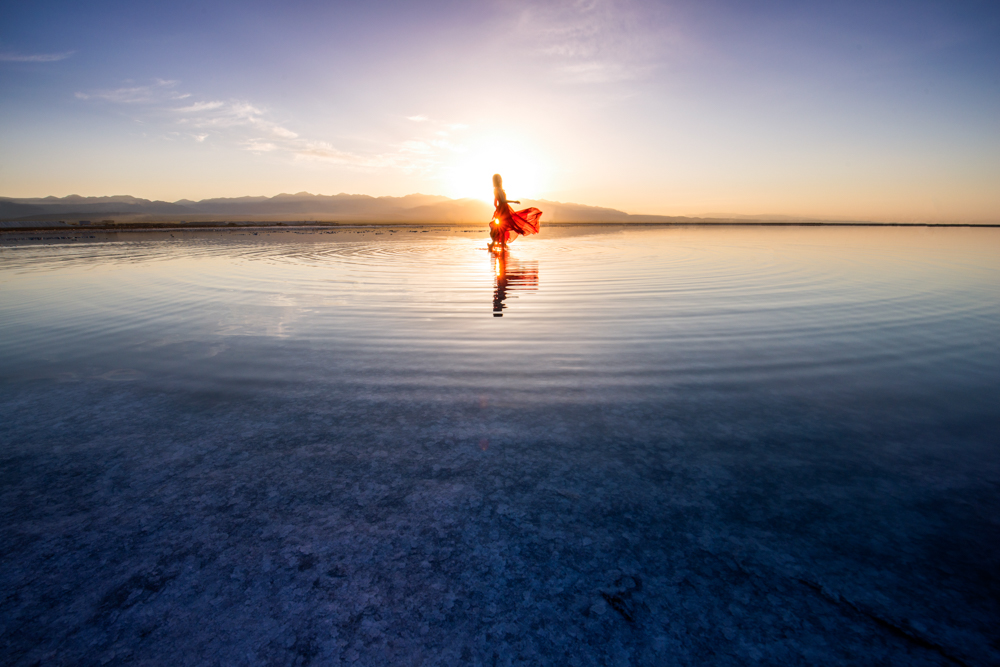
[442,134,548,202]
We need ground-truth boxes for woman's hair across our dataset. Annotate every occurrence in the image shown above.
[492,173,502,189]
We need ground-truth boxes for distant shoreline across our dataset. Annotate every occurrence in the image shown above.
[2,220,999,235]
[4,193,997,230]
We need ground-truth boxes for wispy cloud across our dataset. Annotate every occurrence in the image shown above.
[75,79,467,173]
[290,120,468,172]
[514,0,680,83]
[271,126,298,139]
[75,79,189,104]
[172,99,301,145]
[177,101,225,113]
[0,50,75,63]
[244,139,278,153]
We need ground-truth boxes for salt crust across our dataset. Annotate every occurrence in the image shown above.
[1,382,997,666]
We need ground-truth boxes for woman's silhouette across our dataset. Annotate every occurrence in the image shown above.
[489,174,542,250]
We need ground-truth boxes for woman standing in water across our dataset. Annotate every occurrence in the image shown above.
[489,174,542,250]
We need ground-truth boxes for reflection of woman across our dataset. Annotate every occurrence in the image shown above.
[491,252,539,316]
[489,173,542,250]
[492,251,508,316]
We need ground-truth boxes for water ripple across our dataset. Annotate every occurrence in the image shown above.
[1,226,998,401]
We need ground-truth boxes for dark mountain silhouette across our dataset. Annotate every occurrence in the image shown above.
[0,195,191,222]
[0,192,703,225]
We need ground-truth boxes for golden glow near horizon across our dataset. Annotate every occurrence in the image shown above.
[441,134,549,202]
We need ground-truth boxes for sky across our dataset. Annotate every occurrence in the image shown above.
[1,0,998,222]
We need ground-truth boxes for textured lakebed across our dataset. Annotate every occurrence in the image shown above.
[1,226,998,665]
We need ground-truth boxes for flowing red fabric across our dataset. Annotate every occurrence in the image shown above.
[493,202,542,244]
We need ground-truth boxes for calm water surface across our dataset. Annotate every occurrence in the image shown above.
[1,225,998,665]
[3,225,996,402]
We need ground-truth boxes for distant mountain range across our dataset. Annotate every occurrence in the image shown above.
[0,192,723,226]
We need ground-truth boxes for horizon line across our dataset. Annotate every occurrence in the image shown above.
[4,191,994,226]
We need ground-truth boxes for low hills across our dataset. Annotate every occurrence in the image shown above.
[0,192,707,226]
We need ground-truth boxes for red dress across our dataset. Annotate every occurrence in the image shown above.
[491,192,542,245]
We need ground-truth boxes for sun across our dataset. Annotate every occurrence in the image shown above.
[441,134,548,202]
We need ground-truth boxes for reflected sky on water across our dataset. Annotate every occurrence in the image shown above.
[491,251,538,317]
[2,225,997,407]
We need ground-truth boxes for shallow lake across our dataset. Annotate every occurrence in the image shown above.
[1,225,998,665]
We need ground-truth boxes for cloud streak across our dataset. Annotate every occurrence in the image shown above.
[75,79,468,173]
[75,79,189,104]
[513,0,681,83]
[177,101,225,113]
[0,50,75,63]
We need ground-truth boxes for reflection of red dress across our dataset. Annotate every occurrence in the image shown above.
[492,197,542,245]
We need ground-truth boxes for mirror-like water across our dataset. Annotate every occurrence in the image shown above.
[1,225,998,665]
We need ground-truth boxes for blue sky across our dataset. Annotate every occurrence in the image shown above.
[1,0,998,221]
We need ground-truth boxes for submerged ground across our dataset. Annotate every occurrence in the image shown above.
[1,225,998,665]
